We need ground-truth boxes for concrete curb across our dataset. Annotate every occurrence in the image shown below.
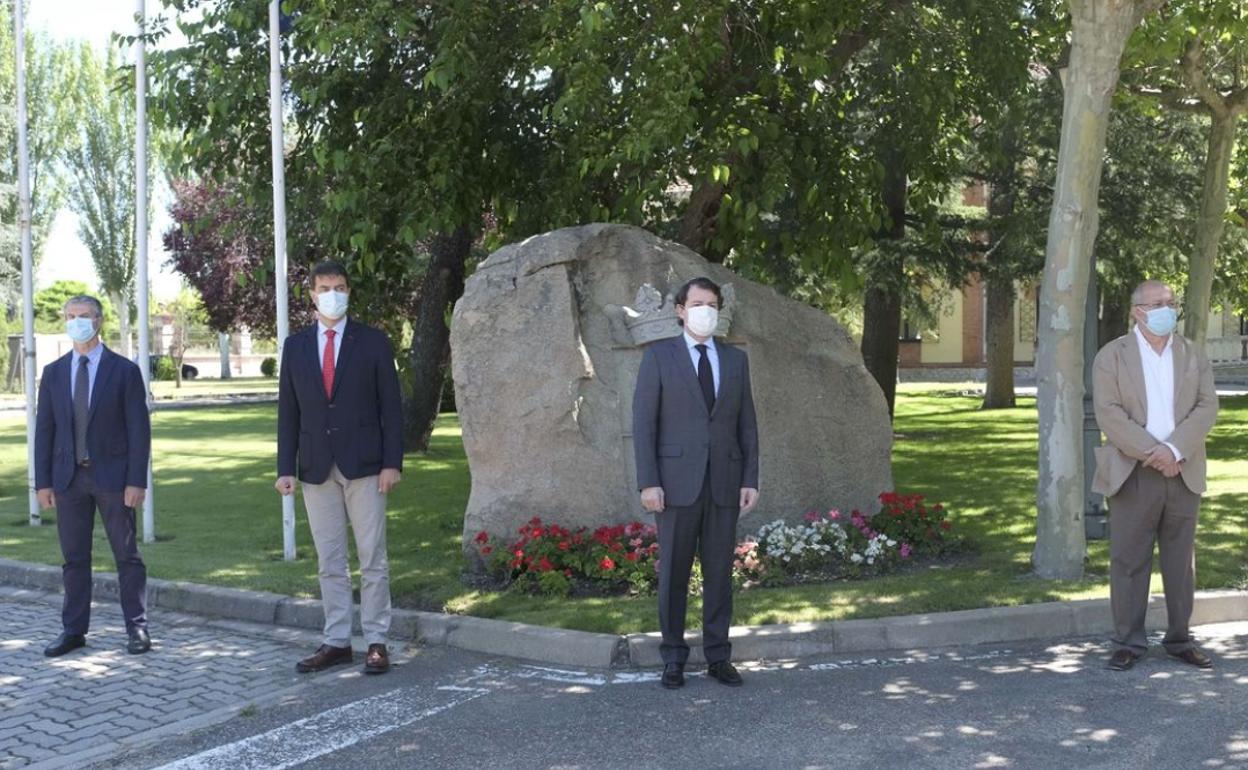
[3,557,1245,669]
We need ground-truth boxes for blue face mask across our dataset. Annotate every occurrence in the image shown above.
[65,317,97,343]
[1144,306,1178,336]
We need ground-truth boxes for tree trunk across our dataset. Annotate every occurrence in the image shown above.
[982,275,1016,409]
[1183,111,1238,346]
[676,180,729,263]
[1099,287,1130,346]
[982,132,1019,411]
[111,290,133,359]
[219,332,232,379]
[404,227,472,452]
[1033,0,1161,581]
[860,150,907,419]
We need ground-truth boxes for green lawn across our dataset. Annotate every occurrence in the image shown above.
[0,376,278,406]
[150,376,279,400]
[1,385,1244,634]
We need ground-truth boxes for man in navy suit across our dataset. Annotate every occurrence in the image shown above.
[633,277,760,689]
[35,295,152,657]
[276,261,404,675]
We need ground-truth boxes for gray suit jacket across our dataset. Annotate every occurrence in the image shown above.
[632,335,760,508]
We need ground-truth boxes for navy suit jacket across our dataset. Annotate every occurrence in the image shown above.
[632,335,760,508]
[34,346,151,493]
[277,319,404,484]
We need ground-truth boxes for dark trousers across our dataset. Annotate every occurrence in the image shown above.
[56,466,147,634]
[1109,464,1199,655]
[656,473,739,665]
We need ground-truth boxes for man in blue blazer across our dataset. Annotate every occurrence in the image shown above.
[35,295,152,657]
[633,277,760,689]
[276,260,404,675]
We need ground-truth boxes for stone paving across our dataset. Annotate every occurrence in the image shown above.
[0,586,316,770]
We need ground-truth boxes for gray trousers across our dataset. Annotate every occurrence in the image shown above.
[656,474,739,665]
[302,464,391,647]
[1109,464,1200,654]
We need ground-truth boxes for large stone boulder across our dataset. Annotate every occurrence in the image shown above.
[451,224,892,548]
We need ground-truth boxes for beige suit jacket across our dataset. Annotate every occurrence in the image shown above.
[1091,329,1218,498]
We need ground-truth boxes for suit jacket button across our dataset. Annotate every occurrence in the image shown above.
[326,429,332,435]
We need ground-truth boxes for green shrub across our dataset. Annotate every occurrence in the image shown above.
[154,356,177,381]
[260,357,278,378]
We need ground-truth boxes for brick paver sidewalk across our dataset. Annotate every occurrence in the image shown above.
[0,586,317,769]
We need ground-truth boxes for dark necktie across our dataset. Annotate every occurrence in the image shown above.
[74,356,90,463]
[696,344,715,412]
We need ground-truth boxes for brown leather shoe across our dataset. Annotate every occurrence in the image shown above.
[1107,649,1140,671]
[364,643,390,675]
[1168,647,1213,669]
[296,644,353,673]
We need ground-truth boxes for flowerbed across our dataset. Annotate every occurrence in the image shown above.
[472,492,963,597]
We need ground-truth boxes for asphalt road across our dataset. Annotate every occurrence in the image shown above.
[91,620,1248,770]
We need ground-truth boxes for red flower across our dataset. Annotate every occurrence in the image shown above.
[557,540,571,551]
[625,551,640,562]
[474,531,489,544]
[481,546,492,556]
[538,557,554,572]
[600,557,616,571]
[940,520,953,531]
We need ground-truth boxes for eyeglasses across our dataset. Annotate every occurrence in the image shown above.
[1134,302,1179,311]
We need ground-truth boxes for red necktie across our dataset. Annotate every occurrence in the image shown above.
[322,329,336,398]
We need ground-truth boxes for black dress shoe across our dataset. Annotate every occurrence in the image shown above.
[660,663,685,689]
[127,626,152,655]
[1169,647,1213,669]
[708,661,744,686]
[44,632,86,658]
[1107,649,1140,671]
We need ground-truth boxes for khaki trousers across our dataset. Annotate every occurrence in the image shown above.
[1109,464,1200,654]
[302,464,391,647]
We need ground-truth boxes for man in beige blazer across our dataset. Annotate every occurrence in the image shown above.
[1092,280,1218,671]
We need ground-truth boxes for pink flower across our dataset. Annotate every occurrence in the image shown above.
[900,543,912,559]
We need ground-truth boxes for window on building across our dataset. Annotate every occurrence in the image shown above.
[900,320,923,342]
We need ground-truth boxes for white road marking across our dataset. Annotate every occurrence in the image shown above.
[155,681,490,770]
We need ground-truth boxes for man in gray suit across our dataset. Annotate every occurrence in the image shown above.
[633,277,760,689]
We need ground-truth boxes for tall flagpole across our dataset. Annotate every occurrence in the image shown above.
[14,0,39,526]
[135,0,155,543]
[270,0,296,561]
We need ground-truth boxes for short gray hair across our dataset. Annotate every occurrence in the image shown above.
[63,295,104,319]
[1130,280,1171,306]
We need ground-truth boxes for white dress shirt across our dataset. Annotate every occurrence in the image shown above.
[682,331,720,396]
[317,317,346,371]
[1133,325,1182,462]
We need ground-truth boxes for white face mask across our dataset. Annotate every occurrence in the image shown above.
[66,317,97,343]
[684,305,718,337]
[315,289,349,320]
